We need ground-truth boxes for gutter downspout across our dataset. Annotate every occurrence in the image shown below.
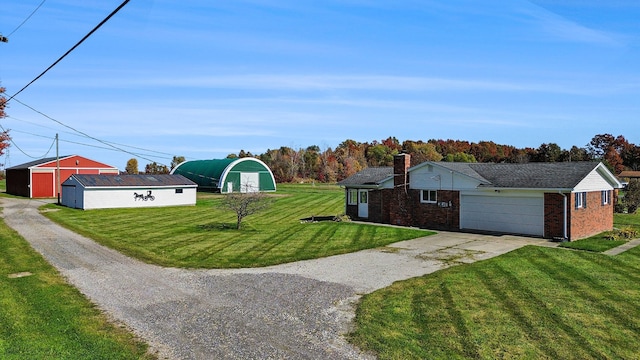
[560,191,568,240]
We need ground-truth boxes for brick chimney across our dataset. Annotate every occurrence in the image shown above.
[393,153,411,187]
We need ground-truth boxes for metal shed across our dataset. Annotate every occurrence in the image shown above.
[171,158,276,193]
[61,174,197,210]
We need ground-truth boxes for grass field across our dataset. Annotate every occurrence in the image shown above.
[41,184,432,268]
[349,244,640,359]
[0,217,152,359]
[560,213,640,252]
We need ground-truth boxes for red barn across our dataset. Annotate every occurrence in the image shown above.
[6,155,119,198]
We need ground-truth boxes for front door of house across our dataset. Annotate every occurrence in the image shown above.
[358,189,368,218]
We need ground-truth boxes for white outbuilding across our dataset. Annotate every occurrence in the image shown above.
[61,174,197,210]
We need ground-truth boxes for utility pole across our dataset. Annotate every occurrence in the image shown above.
[56,133,61,204]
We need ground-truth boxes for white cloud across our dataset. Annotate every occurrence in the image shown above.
[521,4,624,46]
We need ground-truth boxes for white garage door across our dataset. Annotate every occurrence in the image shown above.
[460,194,544,236]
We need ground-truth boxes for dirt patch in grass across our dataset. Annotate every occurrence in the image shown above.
[7,271,33,278]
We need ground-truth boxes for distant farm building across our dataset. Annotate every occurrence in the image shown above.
[61,174,197,210]
[5,155,119,198]
[171,158,276,193]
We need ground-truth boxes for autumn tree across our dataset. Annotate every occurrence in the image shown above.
[620,143,640,171]
[366,143,398,167]
[170,155,186,170]
[587,134,625,173]
[560,146,591,162]
[532,143,562,162]
[145,162,169,174]
[125,158,139,174]
[403,140,443,165]
[444,152,476,162]
[301,145,321,179]
[0,85,11,165]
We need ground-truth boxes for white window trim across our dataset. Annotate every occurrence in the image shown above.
[348,189,358,205]
[420,189,437,204]
[602,190,611,205]
[575,192,587,209]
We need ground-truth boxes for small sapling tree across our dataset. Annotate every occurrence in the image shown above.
[221,186,273,229]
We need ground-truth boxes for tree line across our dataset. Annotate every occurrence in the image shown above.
[229,134,638,183]
[122,134,637,183]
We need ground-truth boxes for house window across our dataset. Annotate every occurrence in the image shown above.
[575,192,587,209]
[175,188,183,194]
[421,190,437,203]
[601,190,611,205]
[348,189,358,205]
[360,190,368,204]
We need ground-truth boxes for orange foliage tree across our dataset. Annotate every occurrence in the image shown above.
[0,85,12,164]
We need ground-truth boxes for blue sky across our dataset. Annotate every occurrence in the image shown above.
[1,0,639,170]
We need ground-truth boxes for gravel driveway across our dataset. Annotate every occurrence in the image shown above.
[1,197,555,359]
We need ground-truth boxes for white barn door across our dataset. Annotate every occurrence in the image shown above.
[240,172,260,193]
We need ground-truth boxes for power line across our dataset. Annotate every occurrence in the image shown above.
[6,0,48,38]
[0,122,56,159]
[8,127,174,163]
[6,114,178,157]
[9,97,162,165]
[7,0,131,101]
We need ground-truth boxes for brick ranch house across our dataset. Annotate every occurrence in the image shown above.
[338,154,622,241]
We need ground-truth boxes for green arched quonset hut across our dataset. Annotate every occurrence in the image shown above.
[171,158,276,193]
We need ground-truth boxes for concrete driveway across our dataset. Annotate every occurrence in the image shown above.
[225,229,559,293]
[1,197,557,359]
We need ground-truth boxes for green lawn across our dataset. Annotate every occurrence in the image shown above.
[0,217,152,359]
[349,245,640,359]
[560,213,640,252]
[41,184,432,268]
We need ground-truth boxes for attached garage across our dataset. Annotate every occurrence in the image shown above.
[460,193,544,236]
[340,155,623,240]
[171,158,276,193]
[5,155,119,198]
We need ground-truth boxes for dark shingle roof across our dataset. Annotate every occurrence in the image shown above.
[68,174,197,187]
[431,162,491,184]
[618,170,640,178]
[337,167,393,186]
[467,162,601,188]
[6,156,71,170]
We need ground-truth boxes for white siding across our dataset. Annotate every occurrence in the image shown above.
[574,168,615,192]
[82,187,196,210]
[410,166,481,191]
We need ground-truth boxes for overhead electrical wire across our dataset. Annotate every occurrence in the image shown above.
[10,97,162,165]
[6,0,48,38]
[0,0,176,167]
[0,122,56,159]
[6,114,178,158]
[7,0,131,102]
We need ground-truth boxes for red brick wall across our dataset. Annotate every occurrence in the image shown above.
[344,188,391,224]
[408,189,460,230]
[569,191,614,240]
[393,154,411,187]
[369,189,391,223]
[544,193,566,239]
[389,188,413,226]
